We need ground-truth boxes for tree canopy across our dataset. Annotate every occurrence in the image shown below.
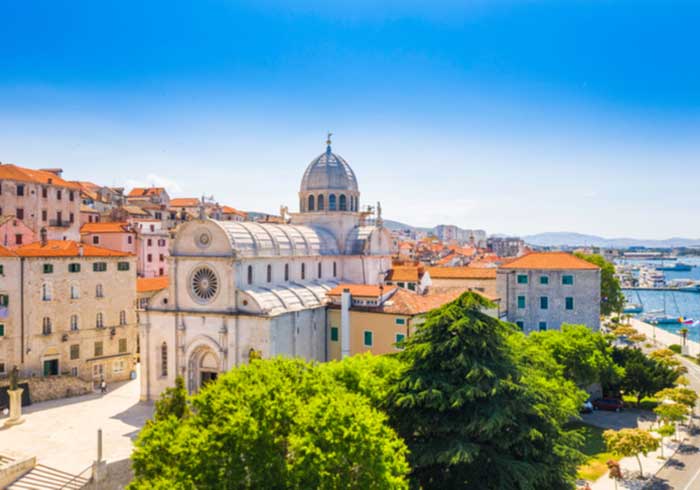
[610,347,678,405]
[603,428,659,478]
[574,252,625,316]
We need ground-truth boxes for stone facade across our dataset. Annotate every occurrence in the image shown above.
[0,375,92,403]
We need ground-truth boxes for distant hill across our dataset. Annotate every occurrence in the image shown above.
[523,232,700,249]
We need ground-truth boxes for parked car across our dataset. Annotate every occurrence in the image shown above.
[580,399,594,414]
[593,398,624,412]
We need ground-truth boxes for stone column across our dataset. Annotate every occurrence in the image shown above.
[3,388,25,427]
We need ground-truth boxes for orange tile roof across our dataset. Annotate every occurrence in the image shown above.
[14,240,132,258]
[169,197,200,207]
[221,205,247,217]
[137,276,169,293]
[80,222,132,234]
[0,164,80,189]
[0,245,17,257]
[379,288,466,315]
[427,266,497,279]
[500,252,599,270]
[128,187,165,198]
[386,266,424,282]
[327,284,397,297]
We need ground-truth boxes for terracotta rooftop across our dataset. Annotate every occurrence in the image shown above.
[0,163,80,189]
[0,245,17,257]
[427,266,497,279]
[221,205,247,217]
[500,252,599,270]
[80,222,132,234]
[127,187,166,198]
[169,197,200,208]
[137,276,169,293]
[327,284,397,298]
[122,205,149,216]
[385,266,424,282]
[14,240,132,258]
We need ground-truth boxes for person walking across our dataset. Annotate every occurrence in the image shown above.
[100,377,107,395]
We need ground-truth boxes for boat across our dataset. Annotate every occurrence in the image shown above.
[644,314,682,325]
[623,303,643,314]
[656,262,692,272]
[638,267,666,288]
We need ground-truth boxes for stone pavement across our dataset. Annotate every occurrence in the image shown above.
[0,366,153,475]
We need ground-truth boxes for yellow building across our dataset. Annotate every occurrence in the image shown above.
[426,266,498,298]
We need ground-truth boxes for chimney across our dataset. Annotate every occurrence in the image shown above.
[40,168,63,178]
[79,244,84,257]
[40,227,48,246]
[341,288,351,359]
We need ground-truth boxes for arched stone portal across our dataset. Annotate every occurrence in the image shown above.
[187,345,221,394]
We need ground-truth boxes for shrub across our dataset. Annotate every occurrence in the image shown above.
[669,344,682,354]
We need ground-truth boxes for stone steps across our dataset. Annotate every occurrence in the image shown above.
[7,463,89,490]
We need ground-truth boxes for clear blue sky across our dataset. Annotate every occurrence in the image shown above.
[1,0,698,238]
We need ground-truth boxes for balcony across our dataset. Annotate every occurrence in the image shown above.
[48,219,71,228]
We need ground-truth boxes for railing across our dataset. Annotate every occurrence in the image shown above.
[56,462,93,489]
[48,219,72,228]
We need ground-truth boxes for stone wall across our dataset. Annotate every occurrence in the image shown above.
[0,375,92,403]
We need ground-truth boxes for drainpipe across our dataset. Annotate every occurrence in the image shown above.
[20,257,25,364]
[341,289,351,358]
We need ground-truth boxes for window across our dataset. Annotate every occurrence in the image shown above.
[516,274,528,284]
[0,363,4,374]
[15,234,22,245]
[69,213,74,223]
[395,333,405,346]
[538,322,548,331]
[539,276,549,285]
[70,367,78,377]
[42,210,47,221]
[70,314,79,331]
[329,194,337,211]
[301,263,306,280]
[330,326,339,342]
[407,282,416,291]
[93,262,107,272]
[562,275,574,285]
[517,295,526,309]
[363,330,373,347]
[68,263,80,273]
[147,254,152,263]
[266,264,272,283]
[161,343,168,377]
[0,264,3,275]
[119,338,127,353]
[96,312,104,328]
[70,344,80,360]
[93,364,104,378]
[159,254,164,262]
[113,360,125,374]
[96,284,104,298]
[42,187,48,198]
[69,190,75,202]
[395,318,406,325]
[42,317,52,335]
[70,284,80,299]
[308,194,315,211]
[127,236,133,245]
[159,268,164,276]
[57,189,62,200]
[120,310,126,325]
[565,297,574,310]
[284,263,289,281]
[515,321,524,330]
[147,238,152,247]
[16,184,24,196]
[117,262,130,271]
[0,324,4,336]
[247,265,253,285]
[42,282,52,301]
[333,261,337,277]
[16,208,24,220]
[540,296,549,310]
[317,262,322,279]
[92,236,100,245]
[339,194,347,211]
[94,341,103,357]
[317,194,324,210]
[0,295,8,307]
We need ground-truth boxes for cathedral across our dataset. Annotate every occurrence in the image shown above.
[139,138,392,400]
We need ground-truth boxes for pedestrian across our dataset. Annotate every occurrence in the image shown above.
[100,377,107,395]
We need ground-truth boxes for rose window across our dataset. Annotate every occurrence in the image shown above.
[191,267,219,302]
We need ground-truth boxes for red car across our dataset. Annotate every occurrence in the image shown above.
[593,398,624,412]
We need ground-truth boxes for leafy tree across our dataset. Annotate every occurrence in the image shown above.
[130,358,409,490]
[527,324,622,388]
[574,253,625,316]
[153,375,189,422]
[612,325,637,338]
[656,424,675,458]
[610,348,678,406]
[387,292,584,490]
[603,428,660,479]
[654,402,689,441]
[649,349,681,368]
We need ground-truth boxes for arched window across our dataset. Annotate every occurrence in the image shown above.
[333,261,337,278]
[96,312,104,328]
[329,194,336,211]
[42,317,52,335]
[267,264,272,283]
[70,314,79,331]
[284,263,289,281]
[70,283,80,299]
[317,194,325,210]
[339,194,347,211]
[95,284,103,298]
[318,262,322,279]
[301,263,306,280]
[349,196,354,211]
[42,282,51,301]
[247,265,253,285]
[308,195,315,211]
[120,310,127,325]
[161,342,168,377]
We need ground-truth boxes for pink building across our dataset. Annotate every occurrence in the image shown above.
[80,222,136,254]
[0,215,35,247]
[133,219,169,278]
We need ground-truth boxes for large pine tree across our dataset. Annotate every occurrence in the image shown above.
[387,292,583,489]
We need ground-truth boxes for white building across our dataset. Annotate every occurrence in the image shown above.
[139,138,393,400]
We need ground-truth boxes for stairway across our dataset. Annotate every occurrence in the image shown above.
[7,464,90,490]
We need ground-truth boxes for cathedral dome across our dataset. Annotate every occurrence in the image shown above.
[300,144,358,193]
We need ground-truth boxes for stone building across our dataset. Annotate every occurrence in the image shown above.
[496,252,600,333]
[426,266,498,298]
[0,164,81,241]
[0,215,35,247]
[139,138,392,400]
[0,235,137,383]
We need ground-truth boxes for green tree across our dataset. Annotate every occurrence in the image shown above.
[611,348,678,406]
[574,253,625,316]
[654,402,689,441]
[153,375,189,422]
[130,358,409,490]
[387,292,584,490]
[527,324,622,388]
[656,424,675,458]
[603,428,660,479]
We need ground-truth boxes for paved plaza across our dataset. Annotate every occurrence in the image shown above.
[0,367,153,476]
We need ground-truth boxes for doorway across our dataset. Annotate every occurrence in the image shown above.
[43,359,59,376]
[200,371,218,386]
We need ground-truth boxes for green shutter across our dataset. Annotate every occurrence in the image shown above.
[517,274,528,284]
[565,297,574,310]
[539,322,547,331]
[330,327,339,342]
[395,333,405,345]
[540,296,548,309]
[395,318,406,325]
[517,296,526,309]
[539,276,549,285]
[563,275,574,285]
[118,262,130,271]
[0,324,4,336]
[364,331,373,346]
[515,321,524,330]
